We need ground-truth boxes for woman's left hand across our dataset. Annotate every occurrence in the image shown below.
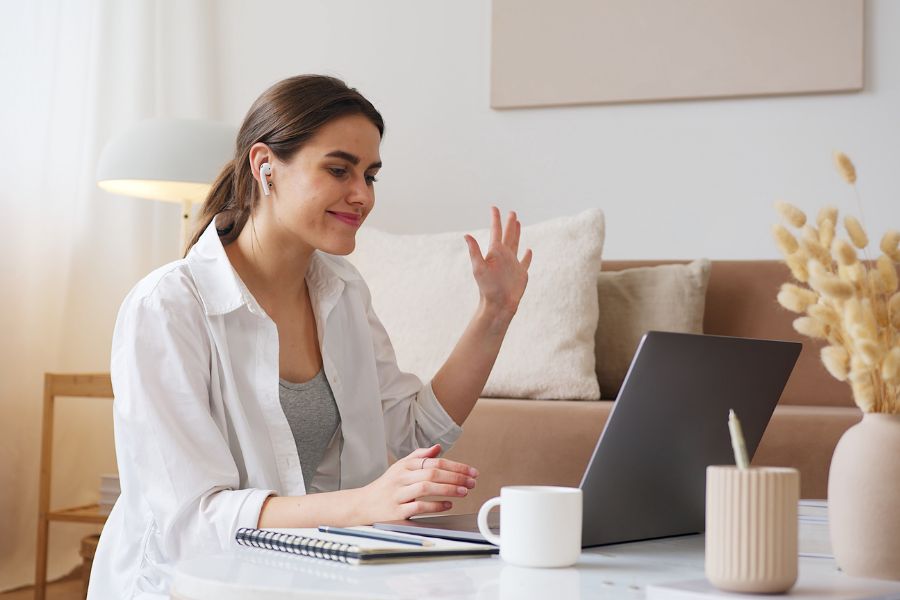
[464,207,533,319]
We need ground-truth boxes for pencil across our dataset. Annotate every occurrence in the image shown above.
[317,526,435,547]
[728,409,750,470]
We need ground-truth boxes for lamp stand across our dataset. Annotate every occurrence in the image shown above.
[181,199,193,256]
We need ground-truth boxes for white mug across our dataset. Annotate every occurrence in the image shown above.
[477,485,582,568]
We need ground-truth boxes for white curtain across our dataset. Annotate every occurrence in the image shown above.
[0,0,220,589]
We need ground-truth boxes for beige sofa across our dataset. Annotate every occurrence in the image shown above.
[444,260,862,514]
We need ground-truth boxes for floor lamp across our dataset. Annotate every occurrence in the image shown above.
[96,118,236,255]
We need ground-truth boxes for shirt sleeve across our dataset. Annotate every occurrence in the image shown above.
[110,279,273,560]
[362,287,463,460]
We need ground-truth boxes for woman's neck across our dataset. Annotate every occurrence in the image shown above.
[225,215,314,309]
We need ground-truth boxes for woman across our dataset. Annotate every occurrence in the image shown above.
[88,75,532,599]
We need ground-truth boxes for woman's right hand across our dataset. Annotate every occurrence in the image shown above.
[352,444,479,523]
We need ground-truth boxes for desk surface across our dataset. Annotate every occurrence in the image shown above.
[171,535,900,600]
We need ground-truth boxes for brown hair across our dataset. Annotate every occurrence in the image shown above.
[186,75,384,254]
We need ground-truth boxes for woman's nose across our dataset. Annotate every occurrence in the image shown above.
[348,176,373,206]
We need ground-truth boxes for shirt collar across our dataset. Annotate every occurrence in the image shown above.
[186,216,361,317]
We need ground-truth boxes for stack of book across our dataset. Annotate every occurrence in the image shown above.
[798,498,831,559]
[98,473,120,514]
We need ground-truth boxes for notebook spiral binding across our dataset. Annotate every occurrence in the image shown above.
[235,528,359,564]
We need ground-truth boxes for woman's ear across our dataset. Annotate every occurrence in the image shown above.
[248,142,273,187]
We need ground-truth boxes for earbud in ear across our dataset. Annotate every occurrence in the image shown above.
[259,162,273,196]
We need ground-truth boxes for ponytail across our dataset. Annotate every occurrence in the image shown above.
[185,158,254,255]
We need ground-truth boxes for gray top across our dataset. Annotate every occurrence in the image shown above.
[278,369,341,489]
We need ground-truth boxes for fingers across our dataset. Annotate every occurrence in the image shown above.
[505,213,521,254]
[406,466,478,489]
[400,500,453,519]
[397,480,472,504]
[463,234,484,268]
[406,455,479,477]
[489,205,502,247]
[520,248,533,271]
[406,444,441,460]
[473,207,528,265]
[496,207,523,256]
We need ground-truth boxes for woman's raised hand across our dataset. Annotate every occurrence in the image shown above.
[353,444,478,523]
[464,207,533,318]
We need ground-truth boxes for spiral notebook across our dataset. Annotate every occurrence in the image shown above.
[235,526,498,565]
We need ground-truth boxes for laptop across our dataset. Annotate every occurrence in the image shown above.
[374,331,801,547]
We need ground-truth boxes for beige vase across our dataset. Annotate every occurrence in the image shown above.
[828,412,900,580]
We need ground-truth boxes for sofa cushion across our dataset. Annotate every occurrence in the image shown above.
[347,209,605,400]
[600,260,855,408]
[594,259,711,398]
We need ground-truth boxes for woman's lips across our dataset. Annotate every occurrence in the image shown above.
[327,211,361,227]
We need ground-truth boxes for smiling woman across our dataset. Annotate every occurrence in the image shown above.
[229,113,383,258]
[187,76,385,254]
[86,75,532,599]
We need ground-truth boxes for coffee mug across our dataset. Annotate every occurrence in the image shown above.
[477,485,582,568]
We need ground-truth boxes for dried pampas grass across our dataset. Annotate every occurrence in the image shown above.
[777,283,819,313]
[794,316,828,339]
[776,201,807,228]
[881,230,900,262]
[785,253,810,283]
[808,302,840,328]
[878,256,899,293]
[773,224,799,255]
[819,218,836,249]
[883,348,900,383]
[808,269,854,301]
[772,152,900,413]
[890,292,900,329]
[822,346,850,381]
[845,216,869,249]
[818,206,839,229]
[834,152,857,184]
[832,239,858,266]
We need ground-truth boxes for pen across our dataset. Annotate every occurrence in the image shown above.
[317,526,435,547]
[728,409,750,470]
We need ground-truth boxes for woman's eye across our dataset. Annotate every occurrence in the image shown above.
[328,167,347,178]
[365,174,378,185]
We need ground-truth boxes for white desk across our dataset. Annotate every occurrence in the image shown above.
[171,535,900,600]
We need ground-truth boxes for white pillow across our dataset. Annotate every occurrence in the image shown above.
[347,209,605,400]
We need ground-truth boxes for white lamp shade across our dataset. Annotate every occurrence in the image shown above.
[96,118,237,204]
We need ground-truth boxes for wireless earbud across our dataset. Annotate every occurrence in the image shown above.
[259,162,273,196]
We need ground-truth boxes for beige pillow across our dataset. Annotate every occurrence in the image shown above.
[347,209,605,400]
[595,259,711,398]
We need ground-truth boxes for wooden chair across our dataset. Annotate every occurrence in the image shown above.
[34,373,113,600]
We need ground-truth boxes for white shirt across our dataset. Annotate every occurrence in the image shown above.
[88,219,463,599]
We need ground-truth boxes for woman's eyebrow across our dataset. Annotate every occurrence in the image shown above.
[325,150,382,170]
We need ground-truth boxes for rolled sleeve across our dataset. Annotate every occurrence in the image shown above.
[414,381,463,449]
[234,488,276,536]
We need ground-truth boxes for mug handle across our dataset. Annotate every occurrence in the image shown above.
[477,496,502,546]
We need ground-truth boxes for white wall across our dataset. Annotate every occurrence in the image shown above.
[213,0,899,259]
